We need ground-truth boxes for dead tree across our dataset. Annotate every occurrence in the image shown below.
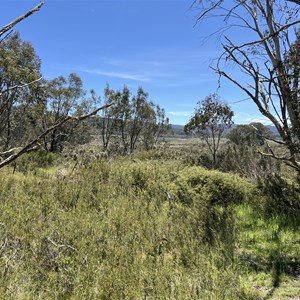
[193,0,300,172]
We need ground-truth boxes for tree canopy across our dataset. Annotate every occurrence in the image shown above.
[227,123,272,147]
[100,85,170,154]
[185,93,233,164]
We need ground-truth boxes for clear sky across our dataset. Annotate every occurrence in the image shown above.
[1,0,269,125]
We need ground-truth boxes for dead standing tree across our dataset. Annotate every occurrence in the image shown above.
[193,0,300,172]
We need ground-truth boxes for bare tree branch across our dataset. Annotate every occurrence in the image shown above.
[0,1,44,38]
[0,103,113,169]
[259,141,300,171]
[0,147,21,157]
[193,0,300,172]
[0,77,43,96]
[232,19,300,50]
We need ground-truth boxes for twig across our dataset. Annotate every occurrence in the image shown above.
[46,237,78,252]
[229,19,300,52]
[259,140,300,171]
[0,238,8,253]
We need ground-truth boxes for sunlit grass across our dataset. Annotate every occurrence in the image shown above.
[235,203,300,299]
[0,152,299,299]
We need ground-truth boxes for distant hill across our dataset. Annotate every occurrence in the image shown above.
[171,124,185,135]
[171,124,280,138]
[265,125,280,137]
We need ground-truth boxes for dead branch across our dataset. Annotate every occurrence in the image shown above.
[0,77,43,96]
[259,139,300,171]
[196,0,223,22]
[0,103,113,169]
[264,137,286,145]
[0,1,44,38]
[46,237,77,252]
[0,147,21,157]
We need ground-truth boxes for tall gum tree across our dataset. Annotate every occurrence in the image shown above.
[0,1,112,168]
[0,32,42,150]
[193,0,300,172]
[185,93,234,165]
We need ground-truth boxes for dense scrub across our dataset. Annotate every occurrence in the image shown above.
[0,153,299,299]
[0,156,262,299]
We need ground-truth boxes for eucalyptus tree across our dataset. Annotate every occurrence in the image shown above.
[99,84,126,152]
[0,1,112,168]
[141,104,170,150]
[0,1,44,154]
[99,85,170,154]
[227,123,272,147]
[193,0,300,172]
[185,93,234,164]
[124,87,170,153]
[110,86,132,153]
[42,73,95,152]
[128,87,151,153]
[0,32,42,150]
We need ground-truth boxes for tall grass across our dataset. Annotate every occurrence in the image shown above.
[0,157,262,299]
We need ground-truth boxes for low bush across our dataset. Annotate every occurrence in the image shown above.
[0,158,261,299]
[257,175,300,226]
[168,166,259,205]
[13,150,59,174]
[218,145,281,181]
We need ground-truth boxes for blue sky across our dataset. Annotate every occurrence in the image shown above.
[1,0,269,125]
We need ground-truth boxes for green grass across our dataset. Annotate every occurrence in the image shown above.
[0,152,299,299]
[235,204,300,299]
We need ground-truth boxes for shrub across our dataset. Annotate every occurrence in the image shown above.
[219,145,281,181]
[258,175,300,226]
[169,166,258,206]
[13,150,59,174]
[0,158,260,299]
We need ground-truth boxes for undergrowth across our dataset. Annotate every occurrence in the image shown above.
[0,153,299,299]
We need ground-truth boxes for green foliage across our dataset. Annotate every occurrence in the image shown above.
[235,204,300,299]
[185,93,234,164]
[227,123,272,146]
[0,32,101,172]
[13,150,59,173]
[169,166,258,206]
[0,32,42,150]
[100,85,170,154]
[0,158,260,299]
[257,175,300,224]
[0,145,298,299]
[43,73,95,152]
[219,144,281,181]
[185,93,233,133]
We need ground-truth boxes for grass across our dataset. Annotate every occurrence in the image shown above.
[235,203,300,299]
[0,150,299,299]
